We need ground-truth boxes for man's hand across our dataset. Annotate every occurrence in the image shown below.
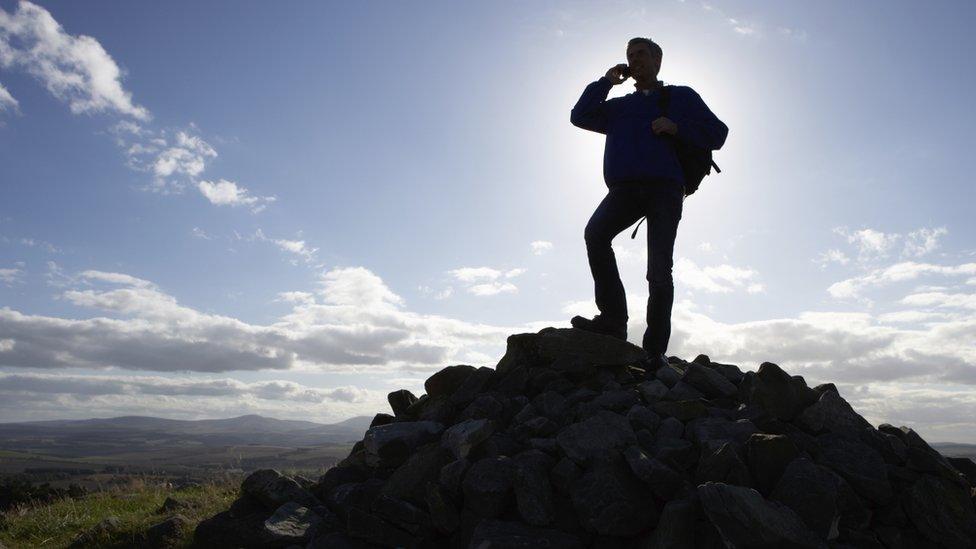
[652,117,678,136]
[604,64,628,86]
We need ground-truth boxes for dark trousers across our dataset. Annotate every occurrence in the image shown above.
[584,179,683,355]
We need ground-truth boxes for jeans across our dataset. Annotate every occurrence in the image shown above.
[584,178,684,355]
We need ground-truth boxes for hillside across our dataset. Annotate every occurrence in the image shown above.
[192,326,976,547]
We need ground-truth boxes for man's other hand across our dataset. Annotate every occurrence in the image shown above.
[652,117,678,136]
[605,64,628,85]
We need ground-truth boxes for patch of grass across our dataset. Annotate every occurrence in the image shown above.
[0,478,239,548]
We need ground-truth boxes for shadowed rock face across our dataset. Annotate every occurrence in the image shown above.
[195,327,976,548]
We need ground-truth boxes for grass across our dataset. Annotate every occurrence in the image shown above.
[0,477,240,548]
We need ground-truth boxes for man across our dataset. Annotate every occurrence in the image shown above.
[569,37,728,370]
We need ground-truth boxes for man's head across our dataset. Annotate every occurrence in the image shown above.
[626,37,662,86]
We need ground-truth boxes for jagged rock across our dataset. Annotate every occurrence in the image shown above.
[425,483,459,534]
[346,507,415,547]
[795,388,872,435]
[362,420,444,467]
[696,441,752,487]
[387,389,417,417]
[241,469,318,510]
[749,362,816,421]
[698,482,827,548]
[372,494,432,535]
[382,442,452,505]
[196,327,974,548]
[682,363,737,399]
[326,479,384,522]
[513,451,556,526]
[816,433,893,506]
[656,416,684,439]
[636,379,669,403]
[441,418,494,460]
[469,519,584,548]
[426,364,477,398]
[642,497,697,548]
[771,457,840,540]
[451,366,496,405]
[194,499,268,548]
[746,433,800,495]
[156,496,188,514]
[70,516,122,548]
[571,453,657,536]
[550,456,581,494]
[626,404,661,433]
[369,412,394,428]
[655,365,682,388]
[262,502,321,545]
[904,475,976,548]
[653,399,707,422]
[463,456,515,517]
[624,446,687,499]
[664,380,705,401]
[496,327,646,375]
[686,416,758,453]
[145,514,189,548]
[556,410,636,464]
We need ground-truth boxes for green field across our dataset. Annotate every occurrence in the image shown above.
[0,478,239,548]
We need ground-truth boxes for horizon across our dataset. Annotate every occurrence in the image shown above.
[2,1,976,443]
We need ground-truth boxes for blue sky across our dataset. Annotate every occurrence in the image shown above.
[1,1,975,442]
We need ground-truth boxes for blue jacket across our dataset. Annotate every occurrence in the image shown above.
[571,77,729,187]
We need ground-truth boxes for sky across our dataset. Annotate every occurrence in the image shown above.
[1,0,975,442]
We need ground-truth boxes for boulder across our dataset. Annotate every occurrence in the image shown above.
[698,482,826,549]
[262,502,322,545]
[496,328,646,375]
[469,519,585,548]
[425,364,477,398]
[462,456,515,517]
[241,469,318,510]
[571,454,657,537]
[362,420,444,468]
[441,418,494,460]
[682,363,737,399]
[556,410,636,464]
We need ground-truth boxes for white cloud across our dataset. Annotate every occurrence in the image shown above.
[0,2,149,120]
[252,229,318,264]
[827,261,976,299]
[697,242,713,253]
[0,266,24,285]
[530,240,553,255]
[0,266,523,374]
[468,282,518,296]
[673,257,762,294]
[561,299,598,318]
[448,266,524,296]
[197,179,276,213]
[834,227,901,261]
[900,291,976,311]
[276,291,315,305]
[0,81,18,112]
[79,269,155,289]
[902,226,948,258]
[191,227,213,240]
[813,248,849,268]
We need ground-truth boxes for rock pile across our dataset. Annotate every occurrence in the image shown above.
[195,327,976,548]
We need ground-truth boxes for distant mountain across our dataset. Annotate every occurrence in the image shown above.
[0,414,374,458]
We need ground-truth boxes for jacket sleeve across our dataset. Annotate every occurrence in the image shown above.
[672,87,729,150]
[570,76,614,134]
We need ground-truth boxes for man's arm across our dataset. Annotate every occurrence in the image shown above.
[671,87,729,151]
[570,76,614,134]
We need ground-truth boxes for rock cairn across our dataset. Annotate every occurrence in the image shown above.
[195,327,976,548]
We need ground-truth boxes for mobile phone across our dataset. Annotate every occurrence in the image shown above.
[620,65,631,78]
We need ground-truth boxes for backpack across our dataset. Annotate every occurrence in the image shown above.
[630,85,722,239]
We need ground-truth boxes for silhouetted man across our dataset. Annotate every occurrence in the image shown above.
[570,37,728,370]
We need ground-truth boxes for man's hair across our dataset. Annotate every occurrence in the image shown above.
[627,37,662,60]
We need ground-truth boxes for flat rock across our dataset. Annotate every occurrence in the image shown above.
[556,410,636,464]
[698,482,826,549]
[262,502,321,545]
[425,364,477,398]
[571,454,657,537]
[682,363,737,399]
[795,388,873,435]
[496,327,646,375]
[363,420,444,468]
[241,469,318,510]
[441,418,494,460]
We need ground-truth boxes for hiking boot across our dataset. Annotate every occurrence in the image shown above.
[638,352,669,379]
[570,314,627,341]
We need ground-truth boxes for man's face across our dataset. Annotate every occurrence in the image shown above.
[626,43,660,82]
